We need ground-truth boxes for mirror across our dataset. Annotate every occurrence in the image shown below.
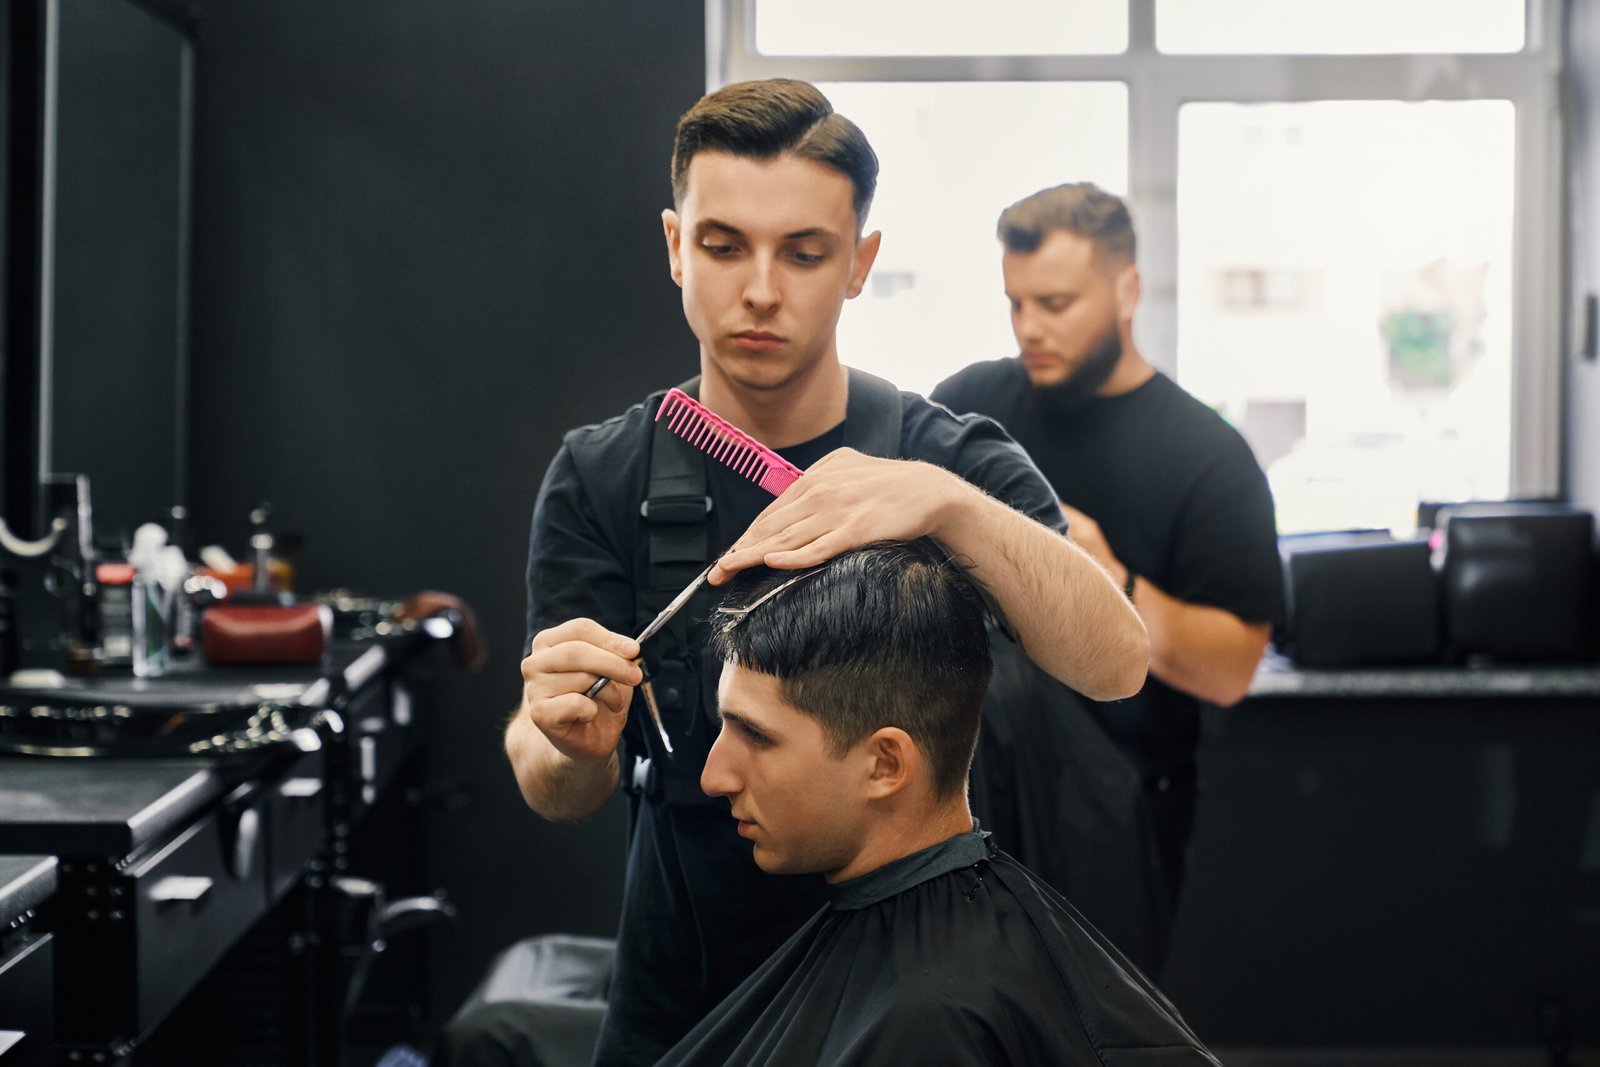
[4,0,193,545]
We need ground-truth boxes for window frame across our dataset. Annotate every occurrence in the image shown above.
[712,0,1566,500]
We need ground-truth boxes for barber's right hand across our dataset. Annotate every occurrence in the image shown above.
[521,619,641,765]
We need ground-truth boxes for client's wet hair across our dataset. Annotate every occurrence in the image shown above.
[709,539,993,799]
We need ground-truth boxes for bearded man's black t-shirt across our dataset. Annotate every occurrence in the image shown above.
[932,357,1285,779]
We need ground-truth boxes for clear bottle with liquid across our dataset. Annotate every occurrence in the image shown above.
[130,571,170,678]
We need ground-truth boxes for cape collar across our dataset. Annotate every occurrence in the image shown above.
[827,824,995,912]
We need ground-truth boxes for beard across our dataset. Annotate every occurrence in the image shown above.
[1026,321,1123,413]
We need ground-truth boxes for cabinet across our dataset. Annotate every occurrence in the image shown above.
[1163,660,1600,1053]
[0,629,450,1064]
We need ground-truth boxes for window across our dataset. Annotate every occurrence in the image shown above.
[754,0,1127,56]
[816,81,1127,396]
[1155,0,1525,54]
[716,0,1562,533]
[1177,100,1517,532]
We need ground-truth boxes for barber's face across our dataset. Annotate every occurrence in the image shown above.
[1003,230,1135,390]
[702,664,870,879]
[662,151,881,396]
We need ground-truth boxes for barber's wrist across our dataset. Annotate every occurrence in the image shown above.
[927,466,985,543]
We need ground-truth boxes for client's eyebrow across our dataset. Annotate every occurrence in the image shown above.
[718,708,776,742]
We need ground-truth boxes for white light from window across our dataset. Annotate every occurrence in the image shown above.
[757,0,1127,57]
[1156,0,1525,54]
[1176,100,1516,534]
[817,82,1128,397]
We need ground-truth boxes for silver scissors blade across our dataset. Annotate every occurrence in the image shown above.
[582,561,716,706]
[635,561,717,646]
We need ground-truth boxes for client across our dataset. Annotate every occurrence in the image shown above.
[659,539,1219,1065]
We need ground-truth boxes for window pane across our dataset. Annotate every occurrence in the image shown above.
[817,82,1128,396]
[757,0,1127,56]
[1157,0,1524,54]
[1176,100,1516,534]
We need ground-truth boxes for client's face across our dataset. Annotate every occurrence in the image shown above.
[702,664,867,879]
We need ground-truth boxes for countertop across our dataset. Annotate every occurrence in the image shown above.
[1247,653,1600,699]
[0,854,56,923]
[0,759,223,857]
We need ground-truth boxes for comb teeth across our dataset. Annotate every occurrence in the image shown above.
[655,389,804,496]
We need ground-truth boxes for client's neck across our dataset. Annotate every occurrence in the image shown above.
[826,793,976,884]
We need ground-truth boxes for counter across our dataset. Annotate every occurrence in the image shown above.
[1249,653,1600,698]
[1164,654,1600,1054]
[0,626,450,1064]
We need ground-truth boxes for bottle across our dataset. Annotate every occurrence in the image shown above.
[96,562,135,667]
[127,523,173,679]
[131,570,169,679]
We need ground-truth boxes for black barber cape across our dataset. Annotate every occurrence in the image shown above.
[657,829,1220,1066]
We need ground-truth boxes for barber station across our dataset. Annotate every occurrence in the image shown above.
[3,0,1599,1064]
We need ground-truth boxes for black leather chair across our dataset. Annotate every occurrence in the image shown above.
[1276,529,1440,667]
[1435,502,1600,663]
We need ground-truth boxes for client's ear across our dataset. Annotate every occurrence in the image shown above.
[862,727,918,801]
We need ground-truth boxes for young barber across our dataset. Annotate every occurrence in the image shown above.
[500,84,1148,1065]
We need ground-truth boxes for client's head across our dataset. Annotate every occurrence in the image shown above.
[701,539,993,882]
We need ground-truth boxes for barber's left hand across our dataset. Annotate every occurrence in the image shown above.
[709,448,959,584]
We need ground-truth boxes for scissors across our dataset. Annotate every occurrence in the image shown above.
[582,561,715,756]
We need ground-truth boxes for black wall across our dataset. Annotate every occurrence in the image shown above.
[180,0,705,1022]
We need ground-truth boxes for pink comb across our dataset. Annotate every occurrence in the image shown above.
[656,389,804,496]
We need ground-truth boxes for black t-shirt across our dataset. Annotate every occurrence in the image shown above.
[524,379,1067,1065]
[932,358,1285,779]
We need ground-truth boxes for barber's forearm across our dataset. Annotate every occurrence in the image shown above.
[934,483,1149,700]
[1133,580,1271,706]
[504,709,620,822]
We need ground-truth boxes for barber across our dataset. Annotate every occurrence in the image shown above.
[476,88,1148,1067]
[932,182,1285,956]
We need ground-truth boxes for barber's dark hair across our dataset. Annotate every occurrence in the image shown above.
[997,182,1136,266]
[709,539,992,799]
[670,78,879,230]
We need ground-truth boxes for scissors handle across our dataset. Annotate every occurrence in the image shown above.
[583,658,673,756]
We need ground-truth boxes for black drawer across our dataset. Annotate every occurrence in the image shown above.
[264,749,326,903]
[54,791,271,1047]
[337,679,417,820]
[0,932,52,1067]
[129,797,271,1040]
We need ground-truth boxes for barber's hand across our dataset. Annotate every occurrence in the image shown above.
[1058,503,1127,588]
[520,619,640,765]
[710,448,961,583]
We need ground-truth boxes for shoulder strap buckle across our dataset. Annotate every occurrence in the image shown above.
[640,496,713,522]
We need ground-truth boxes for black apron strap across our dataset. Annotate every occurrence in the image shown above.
[643,377,711,598]
[842,368,903,459]
[634,377,721,805]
